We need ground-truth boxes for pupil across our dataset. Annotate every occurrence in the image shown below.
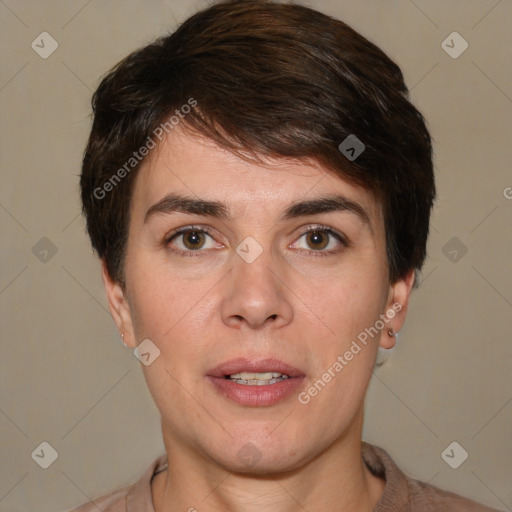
[185,231,203,249]
[308,230,327,249]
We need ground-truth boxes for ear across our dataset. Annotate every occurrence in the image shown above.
[379,268,416,349]
[101,260,137,348]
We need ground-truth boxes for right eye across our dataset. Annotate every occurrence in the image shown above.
[165,226,222,257]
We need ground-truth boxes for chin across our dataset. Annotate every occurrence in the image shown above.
[222,452,303,476]
[207,435,310,476]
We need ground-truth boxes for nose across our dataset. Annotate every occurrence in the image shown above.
[220,246,293,330]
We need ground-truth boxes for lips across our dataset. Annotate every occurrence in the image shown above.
[207,357,305,378]
[206,357,306,406]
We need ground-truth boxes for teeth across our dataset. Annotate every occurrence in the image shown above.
[226,371,291,385]
[228,372,289,380]
[231,377,285,385]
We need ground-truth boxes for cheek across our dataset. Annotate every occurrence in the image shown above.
[303,261,387,343]
[126,268,211,421]
[126,255,215,341]
[298,274,384,422]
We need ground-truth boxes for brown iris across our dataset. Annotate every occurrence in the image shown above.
[182,230,206,250]
[306,230,329,250]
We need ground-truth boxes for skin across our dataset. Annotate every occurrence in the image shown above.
[103,126,415,512]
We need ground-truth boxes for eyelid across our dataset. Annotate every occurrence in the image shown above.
[295,223,348,246]
[291,223,349,256]
[164,224,221,258]
[164,224,217,244]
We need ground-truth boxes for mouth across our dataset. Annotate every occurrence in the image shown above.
[225,371,291,385]
[206,357,306,406]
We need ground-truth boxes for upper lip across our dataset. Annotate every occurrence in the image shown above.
[207,357,305,378]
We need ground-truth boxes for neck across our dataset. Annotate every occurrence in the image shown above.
[152,411,385,512]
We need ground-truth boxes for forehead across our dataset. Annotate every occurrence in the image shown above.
[131,127,382,229]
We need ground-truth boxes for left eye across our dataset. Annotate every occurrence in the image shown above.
[292,227,345,252]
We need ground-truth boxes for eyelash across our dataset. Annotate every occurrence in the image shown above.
[164,224,348,258]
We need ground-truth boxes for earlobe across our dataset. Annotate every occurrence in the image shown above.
[379,325,398,350]
[101,260,136,348]
[379,268,415,349]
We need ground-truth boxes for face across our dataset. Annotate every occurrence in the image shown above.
[104,127,414,474]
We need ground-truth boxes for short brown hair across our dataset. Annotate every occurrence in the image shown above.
[80,0,435,288]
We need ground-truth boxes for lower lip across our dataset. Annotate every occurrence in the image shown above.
[207,376,305,406]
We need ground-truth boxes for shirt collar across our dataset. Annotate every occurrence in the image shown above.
[125,442,410,511]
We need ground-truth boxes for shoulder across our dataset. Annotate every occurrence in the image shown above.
[63,453,168,512]
[67,486,129,511]
[406,476,502,511]
[362,443,502,512]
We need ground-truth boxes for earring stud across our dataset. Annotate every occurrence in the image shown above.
[387,329,395,337]
[120,332,128,347]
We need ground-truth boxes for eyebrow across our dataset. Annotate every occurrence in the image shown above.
[144,192,373,232]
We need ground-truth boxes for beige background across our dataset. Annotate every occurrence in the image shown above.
[1,1,511,511]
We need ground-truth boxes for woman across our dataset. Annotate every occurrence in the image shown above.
[73,1,499,510]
